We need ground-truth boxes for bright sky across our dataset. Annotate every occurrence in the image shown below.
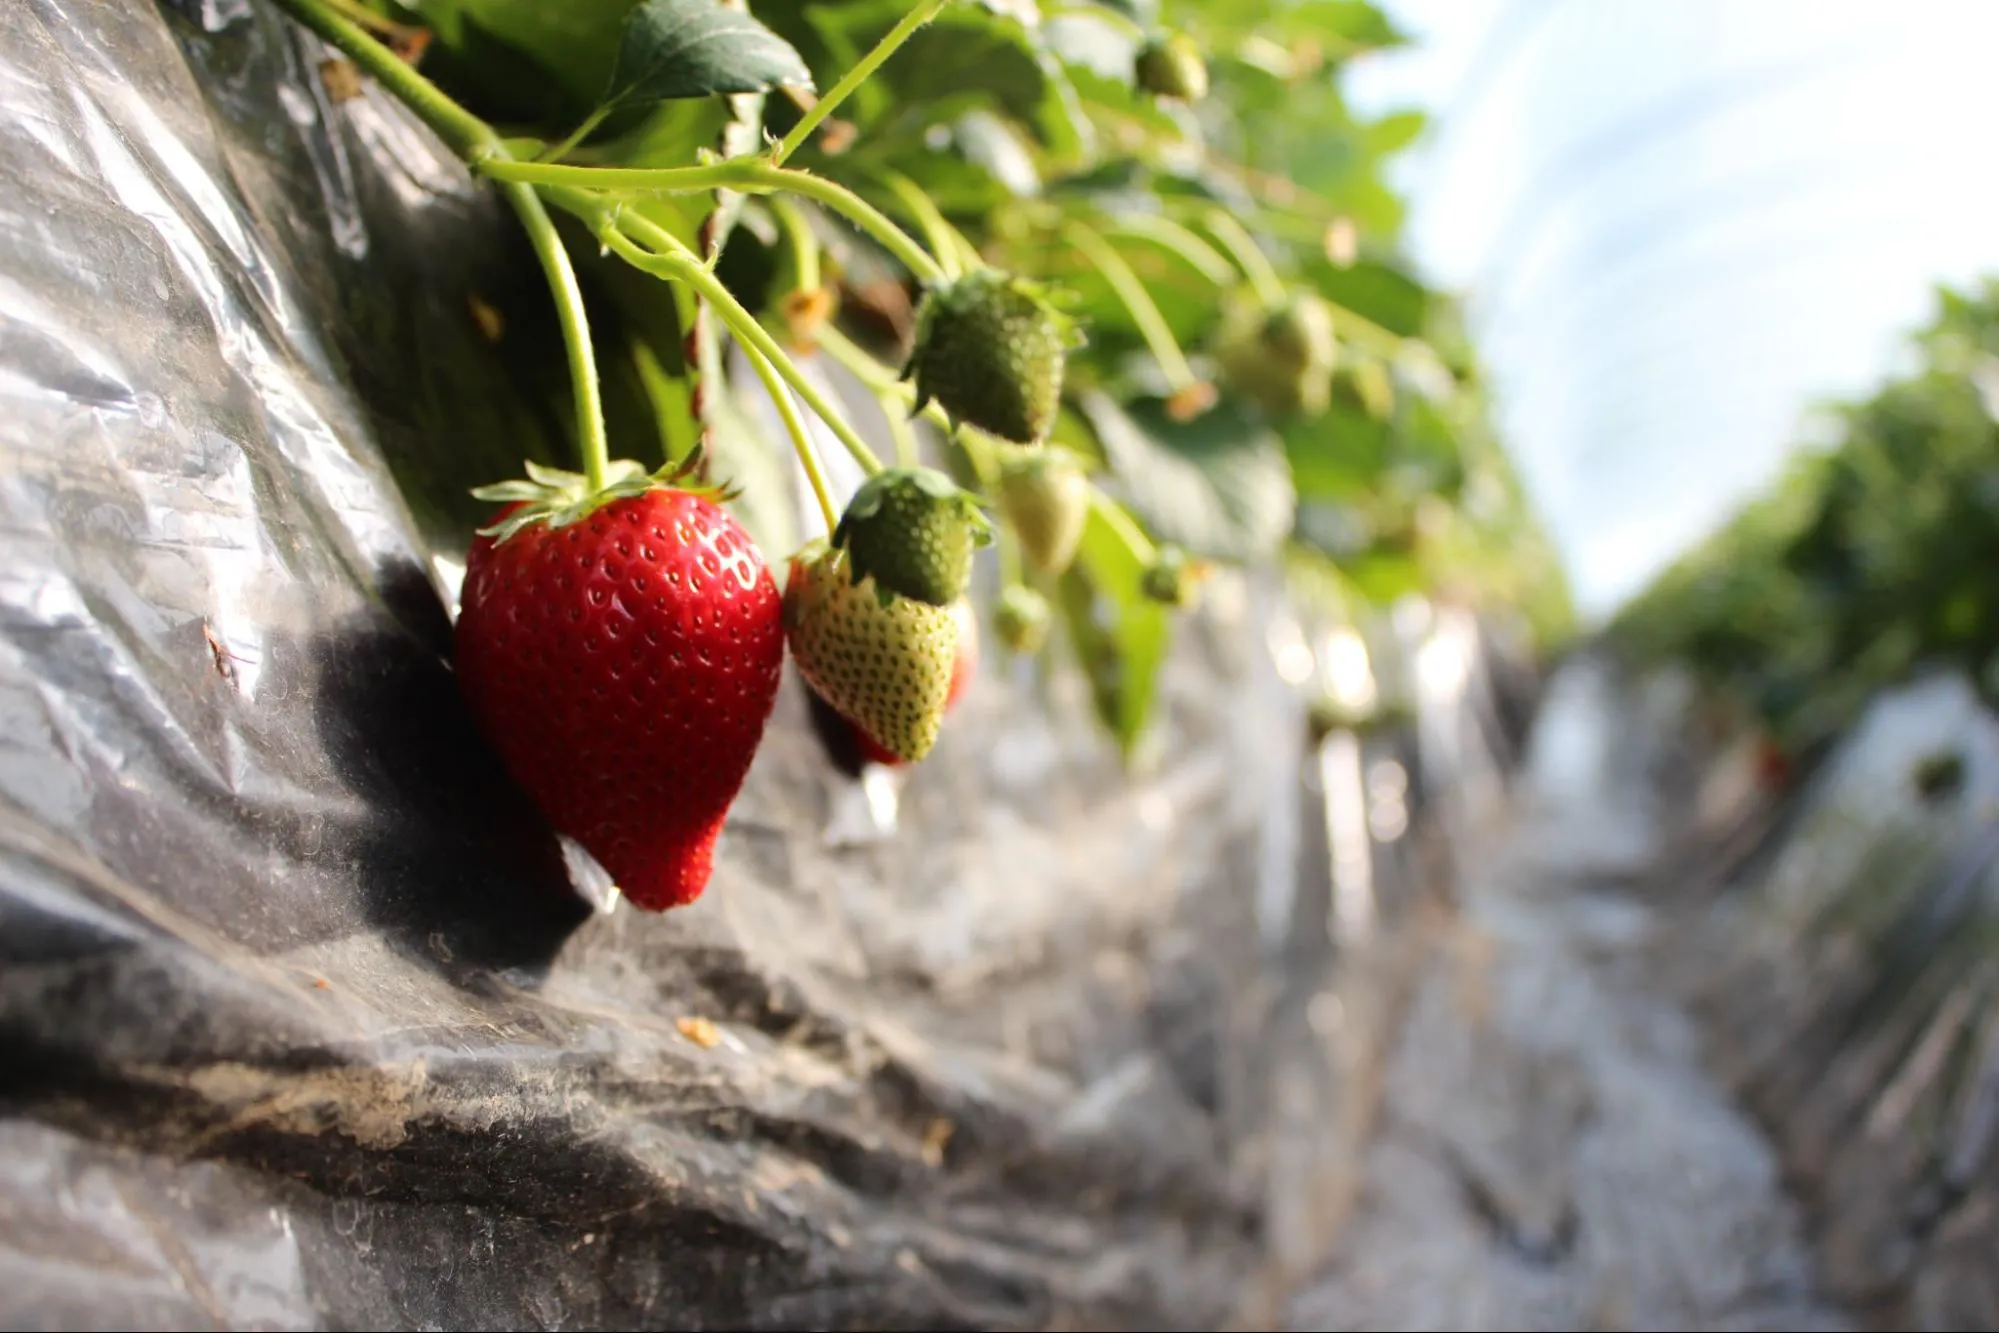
[1345,0,1999,619]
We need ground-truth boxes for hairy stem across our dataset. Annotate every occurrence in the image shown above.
[501,183,611,490]
[770,196,822,294]
[774,0,950,165]
[1062,220,1199,392]
[1203,209,1289,309]
[272,0,497,156]
[565,196,884,478]
[538,105,611,163]
[740,343,839,534]
[271,0,613,490]
[880,170,980,277]
[479,158,947,285]
[816,324,953,434]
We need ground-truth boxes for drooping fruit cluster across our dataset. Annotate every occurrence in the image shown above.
[454,460,785,911]
[1134,32,1209,102]
[905,268,1077,445]
[1214,289,1338,420]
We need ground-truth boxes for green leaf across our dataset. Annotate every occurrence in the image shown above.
[1080,391,1296,561]
[1057,498,1171,757]
[1284,405,1389,503]
[603,0,813,108]
[1365,108,1429,156]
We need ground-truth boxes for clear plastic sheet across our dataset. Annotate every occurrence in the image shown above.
[0,2,1417,1328]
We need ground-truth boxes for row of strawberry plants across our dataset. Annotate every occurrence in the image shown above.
[1609,279,1999,764]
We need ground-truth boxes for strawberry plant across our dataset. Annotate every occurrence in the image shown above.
[269,0,1569,908]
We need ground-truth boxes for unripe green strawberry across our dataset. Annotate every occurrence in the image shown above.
[905,268,1077,445]
[784,540,961,763]
[832,466,992,608]
[1215,289,1337,419]
[1140,543,1206,608]
[1135,32,1209,101]
[995,584,1051,654]
[1264,293,1337,371]
[998,446,1091,577]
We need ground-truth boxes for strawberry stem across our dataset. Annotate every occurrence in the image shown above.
[811,324,926,466]
[739,341,840,534]
[769,196,821,295]
[814,325,935,420]
[1202,209,1289,311]
[569,198,884,478]
[1104,212,1238,286]
[538,105,611,163]
[1062,220,1201,395]
[479,159,948,287]
[503,181,611,492]
[270,0,495,158]
[772,0,950,166]
[269,0,611,495]
[877,170,981,278]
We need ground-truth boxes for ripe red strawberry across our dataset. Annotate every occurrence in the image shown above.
[784,540,960,762]
[454,460,784,911]
[853,599,978,767]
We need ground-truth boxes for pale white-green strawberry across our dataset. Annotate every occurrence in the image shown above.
[783,540,961,763]
[998,446,1090,577]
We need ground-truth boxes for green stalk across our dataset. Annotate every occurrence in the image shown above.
[815,324,953,434]
[1062,220,1199,393]
[271,0,497,157]
[567,197,884,477]
[538,105,612,163]
[1106,213,1238,285]
[499,185,611,491]
[770,196,822,294]
[766,169,948,285]
[479,158,947,285]
[270,0,610,491]
[739,342,840,533]
[879,170,980,278]
[773,0,950,165]
[1203,209,1288,310]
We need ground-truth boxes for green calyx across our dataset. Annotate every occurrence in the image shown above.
[470,449,730,545]
[905,267,1081,446]
[995,584,1051,654]
[832,465,994,608]
[1135,32,1209,102]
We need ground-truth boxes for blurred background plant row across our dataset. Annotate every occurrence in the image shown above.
[1608,280,1999,766]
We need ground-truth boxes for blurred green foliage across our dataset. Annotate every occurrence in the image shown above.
[373,0,1573,747]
